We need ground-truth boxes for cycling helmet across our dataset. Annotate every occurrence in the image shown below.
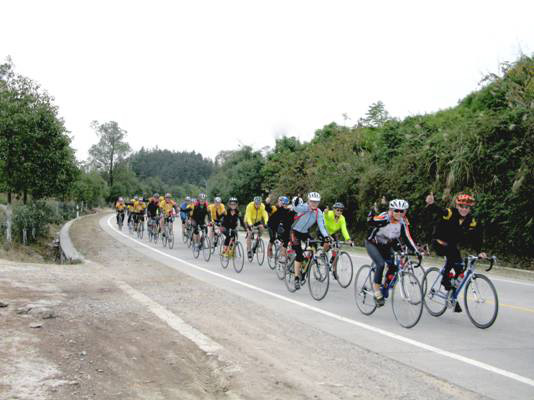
[455,193,475,206]
[185,196,191,202]
[333,202,344,209]
[215,196,222,203]
[279,196,289,206]
[228,197,238,204]
[134,195,139,200]
[199,193,207,201]
[292,196,304,207]
[253,196,262,205]
[389,199,409,210]
[165,193,171,198]
[153,193,159,198]
[308,192,321,202]
[118,197,123,201]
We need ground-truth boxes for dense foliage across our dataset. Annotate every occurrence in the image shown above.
[209,56,534,266]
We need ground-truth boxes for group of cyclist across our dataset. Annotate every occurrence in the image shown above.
[115,188,486,312]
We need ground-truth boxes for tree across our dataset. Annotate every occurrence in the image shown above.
[88,120,131,189]
[358,101,392,128]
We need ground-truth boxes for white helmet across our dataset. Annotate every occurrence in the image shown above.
[214,196,222,203]
[389,199,409,210]
[308,192,321,202]
[292,196,304,207]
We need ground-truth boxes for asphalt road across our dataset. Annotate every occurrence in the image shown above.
[101,214,534,400]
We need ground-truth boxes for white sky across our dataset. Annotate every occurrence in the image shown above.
[1,0,533,161]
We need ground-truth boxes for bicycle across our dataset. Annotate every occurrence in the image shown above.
[219,229,245,273]
[354,251,424,329]
[192,225,211,261]
[247,226,265,265]
[267,238,282,271]
[147,216,158,242]
[162,216,175,249]
[284,239,330,301]
[423,255,498,329]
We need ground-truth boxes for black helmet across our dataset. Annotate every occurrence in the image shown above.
[333,202,345,209]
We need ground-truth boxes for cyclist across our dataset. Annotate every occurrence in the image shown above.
[133,196,147,231]
[425,192,486,312]
[323,202,354,278]
[146,193,160,234]
[115,196,126,227]
[126,196,137,226]
[266,196,294,260]
[191,193,210,249]
[291,192,331,290]
[366,199,419,306]
[208,196,226,245]
[159,193,177,237]
[245,196,269,259]
[179,196,192,235]
[220,197,245,255]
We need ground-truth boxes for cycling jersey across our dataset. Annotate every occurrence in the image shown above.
[323,210,350,241]
[159,199,176,217]
[208,203,226,223]
[133,200,146,213]
[191,201,209,224]
[245,202,269,226]
[179,202,190,221]
[115,202,126,212]
[427,204,481,251]
[367,211,416,251]
[291,203,328,237]
[265,203,278,217]
[221,209,244,230]
[146,200,160,219]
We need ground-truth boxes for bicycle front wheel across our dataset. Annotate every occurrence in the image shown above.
[391,271,423,329]
[256,239,265,266]
[354,264,377,316]
[277,251,290,280]
[464,273,498,329]
[220,241,229,269]
[335,251,354,288]
[284,258,297,293]
[267,243,278,270]
[307,254,330,301]
[192,239,200,259]
[168,227,175,249]
[182,227,189,243]
[202,236,212,262]
[423,267,447,317]
[233,242,245,273]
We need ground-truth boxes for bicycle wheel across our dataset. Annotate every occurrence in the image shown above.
[276,250,290,280]
[138,222,144,239]
[168,226,175,249]
[464,273,498,329]
[308,253,330,301]
[162,230,168,247]
[220,241,229,269]
[192,238,200,259]
[423,267,448,317]
[182,226,189,243]
[267,243,277,270]
[284,258,297,293]
[354,264,377,316]
[202,236,212,262]
[256,239,265,266]
[187,231,193,248]
[233,242,245,273]
[335,251,353,289]
[391,271,423,328]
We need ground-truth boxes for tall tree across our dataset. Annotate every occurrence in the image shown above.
[88,120,131,189]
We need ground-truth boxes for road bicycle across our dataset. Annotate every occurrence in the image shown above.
[247,226,265,265]
[219,229,245,273]
[161,216,175,249]
[284,239,330,301]
[354,250,424,328]
[423,255,498,329]
[192,225,211,261]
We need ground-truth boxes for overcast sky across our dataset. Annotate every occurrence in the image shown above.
[1,0,533,161]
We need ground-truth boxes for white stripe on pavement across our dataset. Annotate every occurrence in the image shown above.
[105,215,534,389]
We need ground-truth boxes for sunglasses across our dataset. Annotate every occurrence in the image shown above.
[392,209,406,213]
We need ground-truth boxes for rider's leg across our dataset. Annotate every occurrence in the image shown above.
[365,240,389,303]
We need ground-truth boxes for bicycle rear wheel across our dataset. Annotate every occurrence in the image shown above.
[464,273,498,329]
[391,271,423,328]
[192,238,200,259]
[308,253,330,301]
[423,267,447,317]
[335,251,353,288]
[233,242,245,273]
[256,239,265,266]
[354,265,377,316]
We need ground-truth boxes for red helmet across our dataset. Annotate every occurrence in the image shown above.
[455,194,475,206]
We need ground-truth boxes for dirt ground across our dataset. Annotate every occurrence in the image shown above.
[0,213,489,400]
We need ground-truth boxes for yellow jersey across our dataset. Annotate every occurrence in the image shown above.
[133,200,146,213]
[244,202,268,226]
[159,199,176,216]
[116,201,126,211]
[208,203,226,222]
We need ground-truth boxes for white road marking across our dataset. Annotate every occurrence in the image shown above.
[106,216,534,388]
